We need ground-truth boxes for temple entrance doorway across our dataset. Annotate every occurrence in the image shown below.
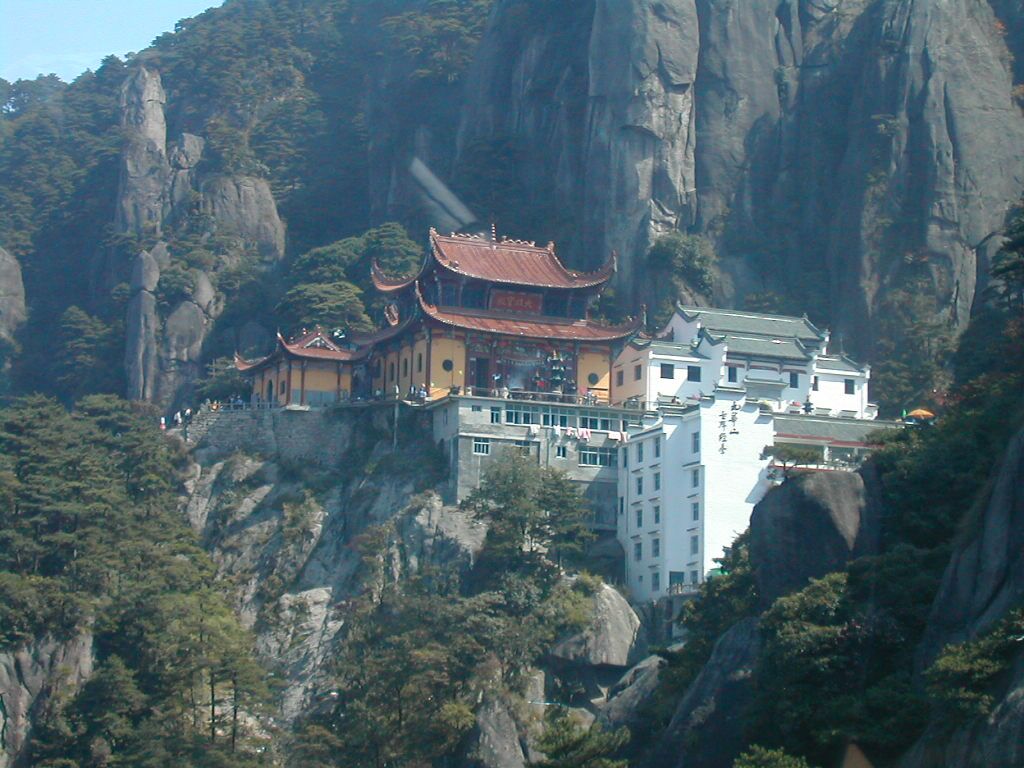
[471,357,490,392]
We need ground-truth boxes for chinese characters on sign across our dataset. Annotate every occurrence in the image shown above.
[490,290,543,313]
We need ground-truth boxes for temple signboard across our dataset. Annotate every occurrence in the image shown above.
[490,290,542,313]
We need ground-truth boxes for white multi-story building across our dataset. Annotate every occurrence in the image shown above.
[612,305,876,419]
[613,305,891,602]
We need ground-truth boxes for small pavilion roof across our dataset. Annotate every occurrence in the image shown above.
[416,284,640,342]
[235,327,368,371]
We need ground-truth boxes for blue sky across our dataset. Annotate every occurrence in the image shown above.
[1,0,224,83]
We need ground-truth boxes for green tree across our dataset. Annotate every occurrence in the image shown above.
[529,710,629,768]
[645,232,717,328]
[276,281,372,334]
[733,746,816,768]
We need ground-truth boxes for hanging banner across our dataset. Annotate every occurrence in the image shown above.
[490,290,543,313]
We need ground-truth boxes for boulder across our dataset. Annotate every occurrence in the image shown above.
[129,249,160,293]
[0,245,26,344]
[597,654,666,729]
[551,583,647,668]
[192,269,216,314]
[749,470,880,604]
[200,175,286,260]
[647,618,761,768]
[469,695,526,768]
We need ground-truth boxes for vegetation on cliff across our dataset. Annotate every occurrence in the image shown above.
[0,395,270,765]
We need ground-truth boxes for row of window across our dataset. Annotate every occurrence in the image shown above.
[615,362,859,395]
[633,534,700,562]
[634,472,662,495]
[632,501,699,530]
[501,404,627,431]
[385,353,426,383]
[471,438,617,467]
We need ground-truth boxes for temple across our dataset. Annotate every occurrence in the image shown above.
[238,228,642,404]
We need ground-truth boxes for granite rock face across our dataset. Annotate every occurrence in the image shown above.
[648,618,762,768]
[112,66,285,408]
[899,423,1024,768]
[0,246,26,346]
[0,634,94,768]
[444,0,1024,346]
[749,469,881,604]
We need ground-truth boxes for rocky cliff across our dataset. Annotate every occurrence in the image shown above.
[115,66,285,408]
[437,0,1024,347]
[901,421,1024,768]
[0,634,93,768]
[0,246,25,365]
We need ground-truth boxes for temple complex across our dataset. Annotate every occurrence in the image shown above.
[237,228,642,404]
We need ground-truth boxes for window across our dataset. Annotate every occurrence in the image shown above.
[388,362,395,382]
[654,437,661,458]
[556,445,567,459]
[588,372,600,386]
[471,405,482,413]
[654,505,661,524]
[279,380,286,394]
[622,447,628,467]
[636,442,644,463]
[636,509,643,528]
[687,365,702,382]
[653,538,661,558]
[616,370,624,387]
[473,438,490,455]
[691,468,700,488]
[692,501,700,521]
[514,440,532,456]
[619,497,624,516]
[542,408,572,428]
[660,363,675,379]
[506,404,540,425]
[417,353,423,372]
[789,371,799,388]
[402,358,409,378]
[812,376,819,391]
[652,572,661,592]
[728,366,738,383]
[654,472,661,491]
[579,413,618,431]
[634,364,642,381]
[579,447,618,467]
[634,542,642,561]
[442,359,454,372]
[845,378,855,395]
[691,570,699,584]
[636,476,643,495]
[692,431,700,453]
[490,407,501,424]
[690,535,699,555]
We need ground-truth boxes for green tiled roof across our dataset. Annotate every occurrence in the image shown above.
[718,333,811,362]
[816,354,863,373]
[678,305,826,343]
[774,414,898,445]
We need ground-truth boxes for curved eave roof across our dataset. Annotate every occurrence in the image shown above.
[428,229,615,289]
[416,284,640,342]
[370,255,426,294]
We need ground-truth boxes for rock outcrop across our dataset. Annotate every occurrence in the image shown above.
[749,469,881,604]
[442,0,1024,347]
[0,246,26,348]
[597,654,666,729]
[899,422,1024,768]
[0,633,94,768]
[112,65,285,408]
[551,583,647,669]
[647,618,761,768]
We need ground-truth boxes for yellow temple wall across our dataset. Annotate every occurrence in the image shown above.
[412,338,429,389]
[577,350,611,402]
[429,336,465,396]
[303,364,350,395]
[397,342,414,395]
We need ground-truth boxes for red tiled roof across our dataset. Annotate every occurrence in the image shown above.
[235,329,368,371]
[416,285,640,342]
[429,229,615,289]
[371,260,420,293]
